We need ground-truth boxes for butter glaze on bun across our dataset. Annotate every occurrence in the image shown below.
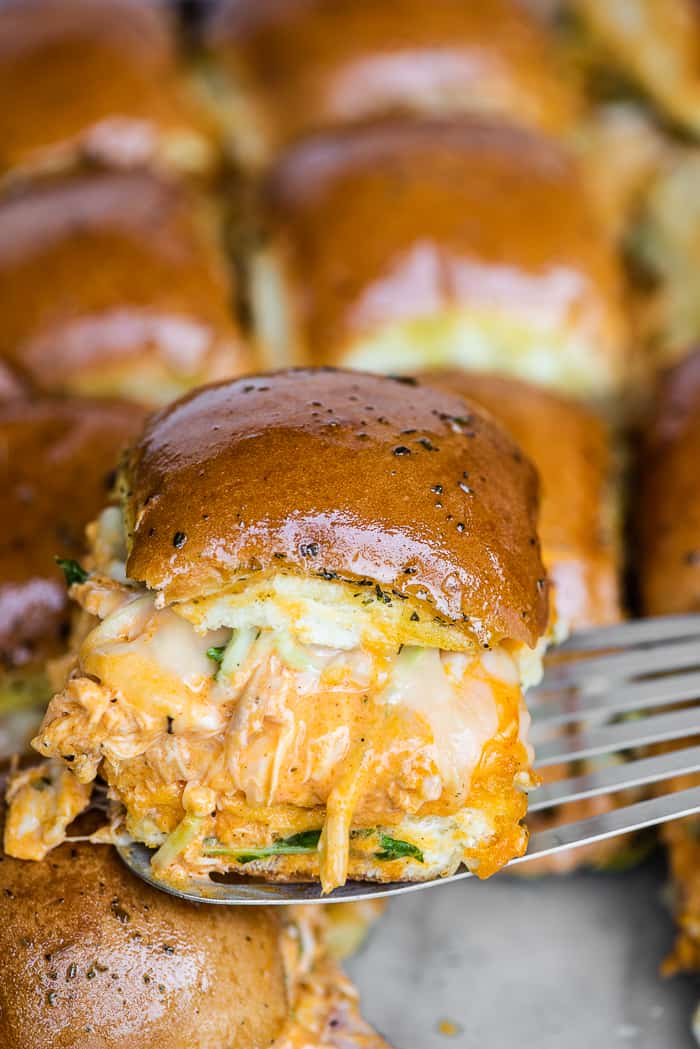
[122,368,548,647]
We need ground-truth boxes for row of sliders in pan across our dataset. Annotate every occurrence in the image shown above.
[1,0,692,895]
[4,0,700,1042]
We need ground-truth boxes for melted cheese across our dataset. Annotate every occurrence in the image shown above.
[4,761,91,861]
[14,566,537,891]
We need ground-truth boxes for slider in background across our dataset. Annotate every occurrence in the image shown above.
[627,151,700,369]
[0,398,144,760]
[250,119,629,402]
[637,348,700,984]
[200,0,580,169]
[568,0,700,138]
[0,0,218,183]
[0,170,254,405]
[0,818,390,1049]
[9,369,549,893]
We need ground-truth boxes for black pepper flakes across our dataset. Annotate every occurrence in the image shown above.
[458,482,474,495]
[456,522,466,533]
[417,437,438,451]
[300,542,320,557]
[431,484,443,494]
[393,446,411,456]
[172,531,187,549]
[685,550,700,565]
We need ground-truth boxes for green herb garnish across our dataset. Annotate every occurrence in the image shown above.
[207,645,226,664]
[55,557,88,585]
[374,834,424,863]
[203,828,322,863]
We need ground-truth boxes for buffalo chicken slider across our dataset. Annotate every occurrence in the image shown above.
[252,119,628,400]
[203,0,579,168]
[0,171,253,405]
[0,0,217,181]
[637,349,700,976]
[9,369,549,893]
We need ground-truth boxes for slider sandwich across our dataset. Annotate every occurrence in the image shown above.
[0,813,389,1049]
[0,0,217,181]
[252,119,629,401]
[570,0,700,138]
[0,397,143,760]
[637,349,700,976]
[202,0,579,169]
[0,171,253,405]
[6,369,549,893]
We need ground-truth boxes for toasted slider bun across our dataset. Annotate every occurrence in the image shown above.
[0,819,389,1049]
[573,0,700,136]
[0,398,144,757]
[639,349,700,616]
[0,171,253,405]
[0,0,217,180]
[203,0,579,168]
[253,119,628,399]
[425,371,623,631]
[20,370,548,893]
[122,369,547,643]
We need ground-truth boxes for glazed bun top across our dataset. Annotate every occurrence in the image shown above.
[639,348,700,616]
[121,368,548,647]
[0,833,289,1049]
[0,398,144,673]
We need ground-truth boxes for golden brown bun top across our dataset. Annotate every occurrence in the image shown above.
[0,171,250,402]
[0,0,211,177]
[639,349,700,616]
[425,371,622,629]
[0,398,144,672]
[262,119,625,364]
[122,368,548,647]
[206,0,578,151]
[0,835,289,1049]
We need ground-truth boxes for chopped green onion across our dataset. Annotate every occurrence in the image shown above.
[55,557,88,585]
[374,834,424,863]
[220,627,257,678]
[151,814,204,873]
[274,632,317,671]
[207,645,226,664]
[202,828,322,863]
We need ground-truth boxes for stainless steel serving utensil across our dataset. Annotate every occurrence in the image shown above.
[118,613,700,905]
